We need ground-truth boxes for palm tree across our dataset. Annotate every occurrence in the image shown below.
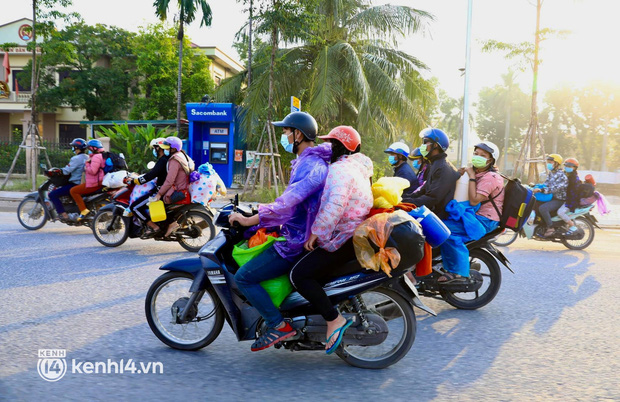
[217,0,435,140]
[154,0,213,134]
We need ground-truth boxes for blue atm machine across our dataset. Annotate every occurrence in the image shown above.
[186,102,244,187]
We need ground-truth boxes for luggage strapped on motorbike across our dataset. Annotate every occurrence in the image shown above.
[483,174,535,232]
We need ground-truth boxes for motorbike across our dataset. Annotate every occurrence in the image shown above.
[492,204,599,250]
[413,227,512,310]
[17,167,113,230]
[90,180,216,252]
[144,195,436,369]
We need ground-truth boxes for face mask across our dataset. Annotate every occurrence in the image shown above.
[565,167,574,173]
[88,150,93,155]
[412,160,421,170]
[419,144,430,158]
[280,134,294,153]
[388,155,398,165]
[471,155,489,168]
[546,163,554,170]
[164,150,170,156]
[153,149,158,158]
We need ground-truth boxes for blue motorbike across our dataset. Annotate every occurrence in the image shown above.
[145,196,435,369]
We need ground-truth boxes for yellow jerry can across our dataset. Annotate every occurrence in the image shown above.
[149,200,167,222]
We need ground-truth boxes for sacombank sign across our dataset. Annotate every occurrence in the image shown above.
[186,103,234,122]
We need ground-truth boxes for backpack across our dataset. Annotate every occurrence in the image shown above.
[102,151,128,173]
[485,175,535,232]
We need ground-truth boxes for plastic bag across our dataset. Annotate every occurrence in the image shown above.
[129,179,157,205]
[102,170,128,188]
[353,210,424,277]
[415,242,432,276]
[189,163,227,205]
[260,275,294,308]
[595,191,611,215]
[371,177,411,209]
[232,236,285,267]
[248,228,280,249]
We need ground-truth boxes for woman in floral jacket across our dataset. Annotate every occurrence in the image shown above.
[289,126,374,354]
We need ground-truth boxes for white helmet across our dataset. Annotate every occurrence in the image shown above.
[384,142,410,158]
[474,141,500,161]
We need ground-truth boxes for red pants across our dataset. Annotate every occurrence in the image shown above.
[70,183,102,212]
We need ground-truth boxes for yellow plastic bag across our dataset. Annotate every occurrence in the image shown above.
[372,177,411,209]
[353,210,416,277]
[149,200,167,222]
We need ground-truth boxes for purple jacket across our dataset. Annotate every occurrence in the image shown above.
[258,143,331,260]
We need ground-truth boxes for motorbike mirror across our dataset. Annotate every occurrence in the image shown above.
[146,161,156,169]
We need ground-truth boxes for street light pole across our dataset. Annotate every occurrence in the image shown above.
[460,0,473,168]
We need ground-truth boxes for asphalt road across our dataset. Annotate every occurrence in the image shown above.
[0,206,619,401]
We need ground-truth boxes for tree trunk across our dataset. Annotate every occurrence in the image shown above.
[503,103,511,172]
[177,19,184,135]
[247,0,253,87]
[526,0,542,184]
[30,0,38,191]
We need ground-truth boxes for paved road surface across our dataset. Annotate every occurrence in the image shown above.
[0,210,618,401]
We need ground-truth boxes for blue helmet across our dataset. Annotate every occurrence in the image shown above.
[70,138,87,150]
[384,142,410,158]
[410,147,423,159]
[87,139,104,149]
[419,128,449,151]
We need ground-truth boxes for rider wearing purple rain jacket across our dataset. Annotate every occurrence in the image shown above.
[228,112,331,352]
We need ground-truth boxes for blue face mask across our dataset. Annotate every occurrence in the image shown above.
[546,163,554,170]
[565,167,574,173]
[153,149,158,158]
[388,155,398,165]
[164,150,170,156]
[412,159,421,170]
[280,134,294,153]
[88,150,93,155]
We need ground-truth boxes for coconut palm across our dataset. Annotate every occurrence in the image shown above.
[153,0,213,133]
[218,0,435,140]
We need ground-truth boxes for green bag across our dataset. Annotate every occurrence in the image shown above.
[232,237,292,307]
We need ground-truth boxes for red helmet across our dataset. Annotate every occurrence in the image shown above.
[318,126,361,152]
[564,157,579,168]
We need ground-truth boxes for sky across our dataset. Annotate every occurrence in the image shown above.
[4,0,620,105]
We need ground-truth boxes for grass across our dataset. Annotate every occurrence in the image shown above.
[0,175,47,192]
[239,186,280,204]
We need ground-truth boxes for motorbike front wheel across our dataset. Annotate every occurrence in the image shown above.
[440,248,502,310]
[92,209,129,247]
[17,198,48,230]
[336,287,416,369]
[561,216,595,250]
[176,211,216,252]
[145,271,224,350]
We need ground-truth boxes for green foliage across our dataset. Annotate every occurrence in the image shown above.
[130,23,215,120]
[217,0,436,143]
[26,22,136,120]
[95,123,177,173]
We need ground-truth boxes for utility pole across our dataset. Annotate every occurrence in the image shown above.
[460,0,473,167]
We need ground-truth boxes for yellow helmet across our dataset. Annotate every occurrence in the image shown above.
[547,154,563,165]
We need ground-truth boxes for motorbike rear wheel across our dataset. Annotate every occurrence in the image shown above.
[17,198,48,230]
[92,209,129,247]
[145,271,224,350]
[176,211,216,252]
[336,287,416,369]
[440,248,502,310]
[561,216,595,250]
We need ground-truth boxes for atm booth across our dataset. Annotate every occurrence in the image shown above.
[185,102,245,187]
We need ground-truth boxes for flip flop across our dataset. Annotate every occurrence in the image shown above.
[325,319,354,355]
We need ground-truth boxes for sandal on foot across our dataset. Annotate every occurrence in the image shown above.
[251,324,296,352]
[437,272,468,284]
[164,221,180,238]
[141,226,160,238]
[326,319,354,355]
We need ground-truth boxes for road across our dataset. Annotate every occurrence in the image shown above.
[0,207,619,401]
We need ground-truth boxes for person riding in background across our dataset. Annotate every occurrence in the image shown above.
[438,141,505,284]
[69,139,105,221]
[228,111,331,352]
[48,138,89,221]
[404,128,460,219]
[128,138,170,229]
[408,147,428,192]
[384,142,417,199]
[289,126,373,354]
[556,158,582,237]
[532,154,568,237]
[150,136,195,237]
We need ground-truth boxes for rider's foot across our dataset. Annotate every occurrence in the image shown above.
[67,213,79,221]
[251,321,296,352]
[325,315,347,351]
[164,221,180,237]
[437,272,468,284]
[563,226,579,236]
[77,208,90,221]
[542,228,555,237]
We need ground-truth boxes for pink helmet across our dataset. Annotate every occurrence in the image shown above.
[164,136,183,152]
